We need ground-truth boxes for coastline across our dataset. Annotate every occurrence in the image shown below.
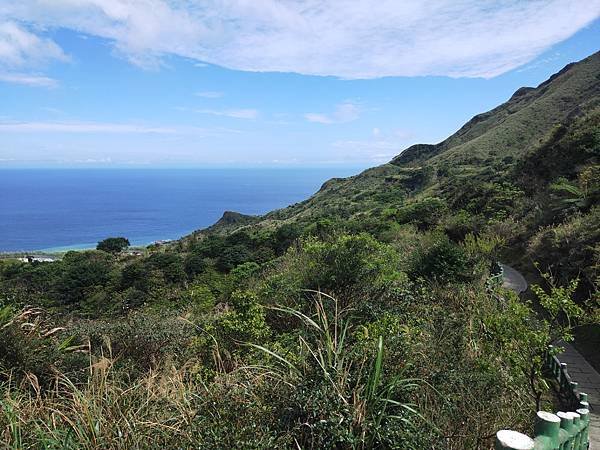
[0,240,159,256]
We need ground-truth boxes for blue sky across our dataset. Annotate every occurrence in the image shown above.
[0,1,599,168]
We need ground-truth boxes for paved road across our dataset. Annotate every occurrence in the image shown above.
[501,264,599,448]
[559,343,600,448]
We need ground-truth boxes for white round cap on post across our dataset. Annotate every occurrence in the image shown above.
[495,430,534,450]
[536,411,560,423]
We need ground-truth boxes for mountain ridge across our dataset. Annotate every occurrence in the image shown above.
[188,51,599,240]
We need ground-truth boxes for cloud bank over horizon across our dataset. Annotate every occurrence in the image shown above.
[0,0,599,84]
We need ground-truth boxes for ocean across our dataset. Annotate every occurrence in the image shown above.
[0,168,361,252]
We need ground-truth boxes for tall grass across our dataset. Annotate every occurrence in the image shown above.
[0,359,198,449]
[0,296,421,449]
[250,291,422,448]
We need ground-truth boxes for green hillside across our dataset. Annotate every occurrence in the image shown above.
[186,51,600,292]
[0,52,598,449]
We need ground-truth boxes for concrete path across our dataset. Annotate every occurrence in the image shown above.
[558,343,600,448]
[500,264,599,448]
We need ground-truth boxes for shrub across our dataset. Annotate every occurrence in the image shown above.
[396,197,448,230]
[410,236,470,283]
[73,313,195,373]
[184,252,206,278]
[301,233,403,296]
[97,237,130,254]
[55,251,114,304]
[216,245,252,272]
[147,252,186,283]
[0,307,86,386]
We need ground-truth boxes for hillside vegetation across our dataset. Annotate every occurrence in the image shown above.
[0,52,599,449]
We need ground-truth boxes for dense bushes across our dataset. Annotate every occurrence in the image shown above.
[0,220,596,448]
[301,233,403,294]
[394,197,447,230]
[410,235,472,283]
[528,206,600,291]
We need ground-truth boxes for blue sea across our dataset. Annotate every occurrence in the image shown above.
[0,168,361,252]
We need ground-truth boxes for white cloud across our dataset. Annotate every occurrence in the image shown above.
[333,140,399,151]
[195,91,223,98]
[196,108,259,119]
[305,101,360,124]
[332,128,414,162]
[1,1,599,79]
[0,120,241,136]
[0,21,67,67]
[0,21,67,86]
[0,72,58,87]
[0,121,176,133]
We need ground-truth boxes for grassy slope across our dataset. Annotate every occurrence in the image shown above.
[190,51,599,239]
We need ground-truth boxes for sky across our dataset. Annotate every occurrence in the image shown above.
[0,1,599,169]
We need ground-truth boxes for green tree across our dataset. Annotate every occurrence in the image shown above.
[55,251,114,304]
[484,274,596,410]
[97,237,130,254]
[411,236,469,283]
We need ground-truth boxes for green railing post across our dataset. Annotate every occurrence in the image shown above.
[557,411,579,449]
[494,348,593,449]
[576,408,589,450]
[495,430,534,450]
[579,393,589,410]
[572,411,582,450]
[560,363,568,388]
[533,411,560,449]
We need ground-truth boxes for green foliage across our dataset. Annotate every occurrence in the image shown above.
[74,312,195,373]
[528,206,600,290]
[147,252,186,283]
[215,244,251,272]
[410,235,470,283]
[186,284,216,313]
[530,273,587,341]
[96,237,130,254]
[463,231,505,258]
[272,223,302,254]
[301,233,403,295]
[56,251,114,304]
[250,295,423,449]
[184,252,206,277]
[0,307,86,385]
[483,273,594,410]
[395,197,447,230]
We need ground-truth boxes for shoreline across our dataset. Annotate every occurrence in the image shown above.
[0,240,162,257]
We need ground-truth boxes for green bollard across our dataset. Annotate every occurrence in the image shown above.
[495,430,534,450]
[570,411,581,450]
[578,393,589,410]
[560,363,568,389]
[534,411,561,449]
[558,427,570,449]
[575,408,589,450]
[557,411,575,449]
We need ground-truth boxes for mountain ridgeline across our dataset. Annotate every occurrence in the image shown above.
[186,50,600,293]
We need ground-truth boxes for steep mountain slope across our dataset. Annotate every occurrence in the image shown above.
[394,54,600,167]
[193,51,599,235]
[183,51,599,293]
